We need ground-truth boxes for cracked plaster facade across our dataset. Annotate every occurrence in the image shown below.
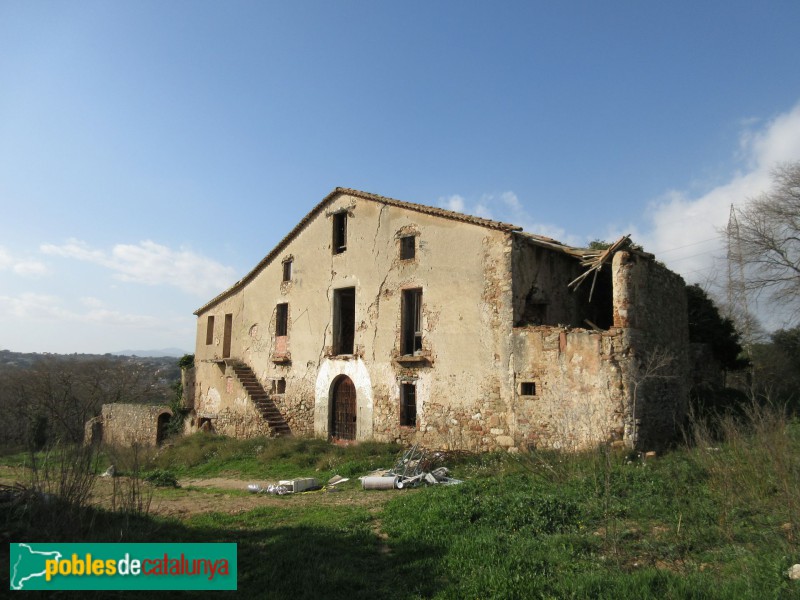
[191,189,689,452]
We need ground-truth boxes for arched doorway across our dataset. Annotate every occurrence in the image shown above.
[330,376,356,440]
[156,412,172,445]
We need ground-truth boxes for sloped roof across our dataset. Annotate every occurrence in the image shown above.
[195,187,549,315]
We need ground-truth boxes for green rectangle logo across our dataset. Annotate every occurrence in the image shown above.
[10,543,237,590]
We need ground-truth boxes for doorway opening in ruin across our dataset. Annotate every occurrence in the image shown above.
[330,375,356,440]
[576,265,614,330]
[223,313,233,358]
[156,412,171,445]
[89,420,103,445]
[333,287,355,355]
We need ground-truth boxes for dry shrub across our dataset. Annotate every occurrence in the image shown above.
[691,400,800,540]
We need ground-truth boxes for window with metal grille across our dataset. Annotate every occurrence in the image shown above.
[520,382,537,396]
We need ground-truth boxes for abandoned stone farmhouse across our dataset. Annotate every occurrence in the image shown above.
[188,188,689,452]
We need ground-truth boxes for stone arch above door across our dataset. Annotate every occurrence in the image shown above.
[314,357,373,440]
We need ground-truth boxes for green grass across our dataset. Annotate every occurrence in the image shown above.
[149,434,402,482]
[4,412,800,599]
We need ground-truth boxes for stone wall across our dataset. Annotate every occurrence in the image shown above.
[512,327,628,451]
[611,252,689,449]
[89,403,173,447]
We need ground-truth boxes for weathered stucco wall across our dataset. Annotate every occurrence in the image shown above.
[191,190,689,452]
[87,404,172,447]
[193,192,517,449]
[511,327,628,451]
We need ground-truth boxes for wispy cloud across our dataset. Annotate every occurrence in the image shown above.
[0,246,49,277]
[438,191,581,246]
[40,239,236,296]
[0,292,160,327]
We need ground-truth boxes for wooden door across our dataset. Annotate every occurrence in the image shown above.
[331,376,356,440]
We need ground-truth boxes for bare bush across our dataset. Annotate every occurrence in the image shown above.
[735,161,800,322]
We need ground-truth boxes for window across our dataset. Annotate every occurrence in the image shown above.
[401,288,423,355]
[333,287,355,355]
[400,235,415,260]
[400,383,417,427]
[222,313,233,359]
[274,378,286,394]
[206,315,215,345]
[276,303,288,337]
[332,212,347,254]
[520,382,537,396]
[282,258,292,282]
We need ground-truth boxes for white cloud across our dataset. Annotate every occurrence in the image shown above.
[40,239,236,296]
[0,246,49,277]
[640,102,800,288]
[440,194,465,213]
[638,102,800,330]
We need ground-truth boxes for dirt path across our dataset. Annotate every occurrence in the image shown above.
[0,466,395,518]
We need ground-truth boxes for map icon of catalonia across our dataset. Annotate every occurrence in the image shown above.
[10,544,62,590]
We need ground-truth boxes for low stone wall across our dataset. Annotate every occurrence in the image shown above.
[86,403,173,447]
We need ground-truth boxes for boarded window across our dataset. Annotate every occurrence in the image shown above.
[401,288,423,355]
[400,383,416,427]
[276,303,288,337]
[332,212,347,254]
[206,315,215,345]
[520,382,537,396]
[333,287,355,355]
[282,259,292,282]
[400,236,415,260]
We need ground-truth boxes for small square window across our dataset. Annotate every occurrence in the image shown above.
[282,259,292,282]
[520,382,537,396]
[400,236,415,260]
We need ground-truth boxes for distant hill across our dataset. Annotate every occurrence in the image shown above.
[111,348,189,358]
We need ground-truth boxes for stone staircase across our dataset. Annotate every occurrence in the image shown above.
[230,361,291,436]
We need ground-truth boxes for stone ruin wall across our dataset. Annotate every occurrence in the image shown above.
[509,251,690,452]
[85,403,172,447]
[611,251,689,449]
[511,327,629,451]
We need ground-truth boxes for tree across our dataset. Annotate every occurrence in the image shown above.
[686,284,748,372]
[735,162,800,322]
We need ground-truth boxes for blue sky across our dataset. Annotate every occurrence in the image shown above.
[2,1,800,353]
